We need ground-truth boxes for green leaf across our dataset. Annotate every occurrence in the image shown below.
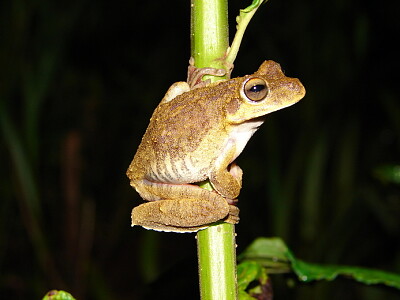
[238,291,257,300]
[238,0,268,20]
[373,164,400,184]
[237,261,259,300]
[238,237,291,273]
[286,250,400,289]
[239,237,400,290]
[237,261,270,300]
[237,261,263,292]
[42,290,76,300]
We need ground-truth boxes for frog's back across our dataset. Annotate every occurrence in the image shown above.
[126,83,235,185]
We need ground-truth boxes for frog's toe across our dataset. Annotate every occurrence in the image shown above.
[224,205,240,224]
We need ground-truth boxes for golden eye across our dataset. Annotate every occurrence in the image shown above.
[243,78,269,102]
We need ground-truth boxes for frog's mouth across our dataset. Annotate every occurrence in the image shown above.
[249,116,266,128]
[239,116,266,131]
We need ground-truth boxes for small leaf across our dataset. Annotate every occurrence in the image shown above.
[42,290,76,300]
[373,164,400,184]
[237,261,264,291]
[236,0,268,32]
[238,0,268,18]
[237,261,271,300]
[238,290,257,300]
[286,250,400,289]
[238,237,291,273]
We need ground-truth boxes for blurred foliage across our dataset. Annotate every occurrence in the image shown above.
[0,0,399,299]
[42,290,76,300]
[239,237,400,294]
[238,260,271,300]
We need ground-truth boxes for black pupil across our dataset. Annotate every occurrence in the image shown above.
[250,84,265,93]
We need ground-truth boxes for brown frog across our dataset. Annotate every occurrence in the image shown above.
[127,60,305,232]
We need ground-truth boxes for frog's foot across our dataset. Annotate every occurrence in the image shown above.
[187,57,227,89]
[226,198,238,205]
[131,193,233,233]
[224,204,240,225]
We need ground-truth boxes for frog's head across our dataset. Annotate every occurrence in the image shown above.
[225,60,305,124]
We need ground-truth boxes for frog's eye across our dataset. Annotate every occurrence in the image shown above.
[243,77,269,102]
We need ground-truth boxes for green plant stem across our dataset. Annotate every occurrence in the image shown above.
[191,0,229,73]
[226,0,268,65]
[197,222,237,300]
[191,1,238,299]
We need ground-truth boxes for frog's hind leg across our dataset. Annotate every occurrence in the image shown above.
[131,189,238,232]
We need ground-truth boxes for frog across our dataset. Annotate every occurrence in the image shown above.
[126,60,305,232]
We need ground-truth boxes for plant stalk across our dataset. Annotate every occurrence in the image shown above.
[191,0,238,299]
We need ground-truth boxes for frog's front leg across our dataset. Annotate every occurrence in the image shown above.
[187,57,227,89]
[210,142,243,200]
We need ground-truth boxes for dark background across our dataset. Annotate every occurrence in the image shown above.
[1,0,399,299]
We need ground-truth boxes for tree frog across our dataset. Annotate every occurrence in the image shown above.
[127,60,305,232]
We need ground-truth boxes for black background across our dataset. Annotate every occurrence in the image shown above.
[1,0,399,299]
